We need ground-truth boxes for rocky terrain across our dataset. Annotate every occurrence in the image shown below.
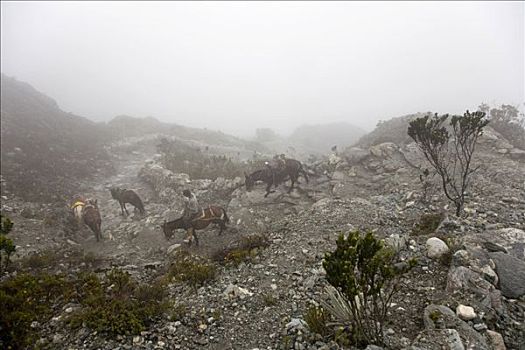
[1,78,525,350]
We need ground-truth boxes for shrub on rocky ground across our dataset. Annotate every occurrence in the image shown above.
[157,138,247,180]
[165,251,216,289]
[69,269,169,336]
[15,248,104,273]
[0,272,74,349]
[305,305,331,338]
[322,230,414,346]
[0,214,15,274]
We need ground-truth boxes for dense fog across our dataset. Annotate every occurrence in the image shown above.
[1,1,523,136]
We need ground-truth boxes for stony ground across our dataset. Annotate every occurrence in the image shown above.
[1,129,524,350]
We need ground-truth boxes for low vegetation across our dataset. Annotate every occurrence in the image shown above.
[0,266,171,348]
[0,272,74,349]
[0,214,15,275]
[322,230,414,346]
[304,305,331,338]
[165,251,216,289]
[157,137,247,180]
[69,269,169,336]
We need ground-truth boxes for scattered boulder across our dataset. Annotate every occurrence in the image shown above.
[423,305,488,349]
[489,252,525,299]
[486,330,507,350]
[412,329,465,350]
[426,237,450,259]
[456,305,476,321]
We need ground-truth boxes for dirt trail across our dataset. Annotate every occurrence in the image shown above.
[76,144,243,268]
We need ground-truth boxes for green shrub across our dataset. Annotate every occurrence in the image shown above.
[305,305,331,337]
[166,252,216,289]
[0,272,73,349]
[322,230,413,346]
[69,269,169,336]
[0,214,15,274]
[411,213,445,236]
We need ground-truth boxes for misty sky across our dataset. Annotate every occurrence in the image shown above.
[1,1,523,136]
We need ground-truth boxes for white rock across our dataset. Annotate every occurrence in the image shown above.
[167,244,181,255]
[223,284,253,298]
[456,304,476,321]
[426,237,450,259]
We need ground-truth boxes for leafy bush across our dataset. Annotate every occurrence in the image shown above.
[0,272,74,349]
[166,252,216,289]
[411,213,445,236]
[322,230,413,346]
[69,269,169,336]
[0,214,15,274]
[408,111,488,216]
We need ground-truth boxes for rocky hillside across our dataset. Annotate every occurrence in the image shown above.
[0,74,113,202]
[0,76,272,203]
[107,115,270,160]
[1,107,524,350]
[288,122,366,154]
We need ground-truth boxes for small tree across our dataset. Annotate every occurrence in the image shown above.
[322,231,412,346]
[0,214,16,274]
[408,111,488,216]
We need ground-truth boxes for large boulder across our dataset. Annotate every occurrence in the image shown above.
[342,147,369,165]
[426,237,450,259]
[422,305,488,349]
[369,142,399,158]
[489,252,525,299]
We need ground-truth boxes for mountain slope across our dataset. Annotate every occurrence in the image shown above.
[0,74,113,202]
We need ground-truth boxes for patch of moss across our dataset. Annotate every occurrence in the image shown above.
[429,309,442,323]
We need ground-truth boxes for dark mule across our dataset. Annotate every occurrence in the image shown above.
[110,187,145,216]
[244,158,309,197]
[162,205,229,246]
[83,199,102,242]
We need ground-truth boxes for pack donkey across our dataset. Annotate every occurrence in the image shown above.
[244,158,309,197]
[162,205,229,246]
[110,187,145,216]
